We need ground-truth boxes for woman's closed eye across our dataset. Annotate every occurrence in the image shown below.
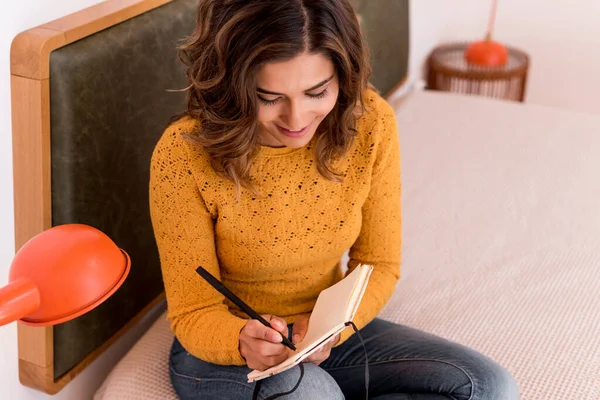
[258,96,280,106]
[258,88,330,106]
[306,88,329,100]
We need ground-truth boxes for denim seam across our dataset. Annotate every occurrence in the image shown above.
[326,357,475,400]
[169,366,254,390]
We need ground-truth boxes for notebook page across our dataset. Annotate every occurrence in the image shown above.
[344,265,373,321]
[297,265,365,349]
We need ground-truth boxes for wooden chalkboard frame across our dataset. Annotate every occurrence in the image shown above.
[10,0,172,394]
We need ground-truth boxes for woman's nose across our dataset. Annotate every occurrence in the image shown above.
[280,101,305,130]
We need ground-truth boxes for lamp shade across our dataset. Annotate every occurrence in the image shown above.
[0,224,130,327]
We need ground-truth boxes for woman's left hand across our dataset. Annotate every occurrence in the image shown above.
[291,314,340,365]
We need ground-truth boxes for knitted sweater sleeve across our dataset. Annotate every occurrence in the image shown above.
[338,98,402,345]
[149,127,248,366]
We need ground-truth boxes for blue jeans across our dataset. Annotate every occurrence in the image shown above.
[169,318,519,399]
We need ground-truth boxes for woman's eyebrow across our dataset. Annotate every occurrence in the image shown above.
[256,75,334,96]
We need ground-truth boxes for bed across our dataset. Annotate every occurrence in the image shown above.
[9,0,598,399]
[384,91,600,400]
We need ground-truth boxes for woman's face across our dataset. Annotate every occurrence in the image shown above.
[256,51,339,148]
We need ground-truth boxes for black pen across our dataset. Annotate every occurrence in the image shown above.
[195,266,297,351]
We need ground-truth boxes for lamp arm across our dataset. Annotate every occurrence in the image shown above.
[486,0,499,40]
[0,277,40,326]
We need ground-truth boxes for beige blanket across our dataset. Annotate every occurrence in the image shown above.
[381,91,600,400]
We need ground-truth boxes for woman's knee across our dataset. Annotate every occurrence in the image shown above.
[469,356,520,400]
[257,363,344,400]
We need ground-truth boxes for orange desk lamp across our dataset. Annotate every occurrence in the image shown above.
[464,0,508,66]
[0,224,130,327]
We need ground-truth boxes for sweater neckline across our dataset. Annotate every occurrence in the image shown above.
[257,137,315,157]
[257,145,303,157]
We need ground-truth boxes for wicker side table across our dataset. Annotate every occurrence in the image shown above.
[427,42,529,102]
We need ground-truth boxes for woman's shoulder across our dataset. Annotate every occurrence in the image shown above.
[354,88,397,145]
[156,115,200,147]
[152,115,206,164]
[359,88,396,127]
[169,114,201,134]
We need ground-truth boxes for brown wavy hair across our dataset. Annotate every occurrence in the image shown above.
[176,0,372,194]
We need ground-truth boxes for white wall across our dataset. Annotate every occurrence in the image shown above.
[409,0,600,115]
[1,1,165,399]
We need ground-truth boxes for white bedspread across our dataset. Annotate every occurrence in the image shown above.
[380,91,600,400]
[96,91,600,400]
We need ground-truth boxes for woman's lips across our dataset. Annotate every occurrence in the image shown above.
[276,120,313,138]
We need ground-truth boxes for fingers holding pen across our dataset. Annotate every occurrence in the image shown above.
[239,315,290,370]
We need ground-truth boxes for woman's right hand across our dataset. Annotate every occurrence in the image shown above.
[239,315,290,371]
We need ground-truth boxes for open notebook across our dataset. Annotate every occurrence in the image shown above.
[247,264,373,382]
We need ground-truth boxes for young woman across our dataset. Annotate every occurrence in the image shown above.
[149,0,519,399]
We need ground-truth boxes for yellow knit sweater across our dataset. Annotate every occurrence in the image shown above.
[149,89,401,366]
